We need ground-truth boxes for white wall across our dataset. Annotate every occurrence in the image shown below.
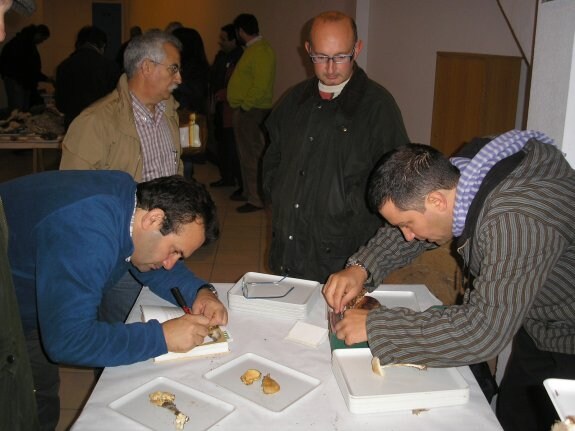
[527,0,575,165]
[365,0,536,144]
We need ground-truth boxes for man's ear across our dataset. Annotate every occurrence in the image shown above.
[426,191,448,212]
[141,208,165,230]
[354,39,363,58]
[140,58,153,76]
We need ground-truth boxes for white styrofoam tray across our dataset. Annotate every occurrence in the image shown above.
[204,352,320,412]
[367,290,420,311]
[109,377,234,430]
[544,378,575,421]
[332,348,469,414]
[227,272,320,319]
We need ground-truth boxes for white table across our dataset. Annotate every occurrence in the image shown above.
[72,284,503,430]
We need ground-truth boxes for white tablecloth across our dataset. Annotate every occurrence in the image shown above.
[72,284,502,430]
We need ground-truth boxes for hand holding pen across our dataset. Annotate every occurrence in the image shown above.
[164,287,209,352]
[171,287,192,314]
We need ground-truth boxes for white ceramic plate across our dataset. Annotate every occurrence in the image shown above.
[544,378,575,421]
[332,348,469,413]
[367,290,421,311]
[203,352,320,412]
[108,377,234,430]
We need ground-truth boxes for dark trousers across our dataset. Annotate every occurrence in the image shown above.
[26,330,59,431]
[27,271,142,429]
[496,327,575,431]
[232,108,270,207]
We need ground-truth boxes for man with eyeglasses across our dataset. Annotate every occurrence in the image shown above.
[263,11,409,284]
[60,29,184,183]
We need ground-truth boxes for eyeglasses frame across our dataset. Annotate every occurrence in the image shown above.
[241,275,295,299]
[308,47,356,64]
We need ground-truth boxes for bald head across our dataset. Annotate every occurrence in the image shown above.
[308,11,357,47]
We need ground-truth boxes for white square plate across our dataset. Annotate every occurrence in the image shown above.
[367,290,420,311]
[544,378,575,421]
[203,352,320,412]
[108,377,234,430]
[332,348,469,413]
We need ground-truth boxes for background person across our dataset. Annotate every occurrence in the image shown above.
[60,29,184,182]
[55,25,121,129]
[209,23,244,189]
[0,23,49,111]
[323,132,575,431]
[0,171,226,429]
[263,11,408,282]
[227,13,276,212]
[172,26,210,178]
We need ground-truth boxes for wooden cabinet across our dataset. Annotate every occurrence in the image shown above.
[430,52,522,156]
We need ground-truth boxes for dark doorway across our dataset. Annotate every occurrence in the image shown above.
[92,3,122,62]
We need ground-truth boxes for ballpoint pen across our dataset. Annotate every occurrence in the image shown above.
[170,287,192,315]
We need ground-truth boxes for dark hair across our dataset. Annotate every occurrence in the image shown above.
[221,23,237,43]
[367,144,460,213]
[172,27,208,70]
[75,26,107,50]
[35,24,50,39]
[233,13,259,36]
[136,176,219,244]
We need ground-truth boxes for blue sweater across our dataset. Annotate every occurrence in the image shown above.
[0,170,207,367]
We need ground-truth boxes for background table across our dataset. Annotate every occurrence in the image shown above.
[72,284,503,430]
[0,134,62,172]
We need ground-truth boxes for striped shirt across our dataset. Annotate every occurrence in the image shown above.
[351,139,575,366]
[131,94,178,181]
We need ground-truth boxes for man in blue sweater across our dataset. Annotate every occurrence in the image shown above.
[0,170,227,430]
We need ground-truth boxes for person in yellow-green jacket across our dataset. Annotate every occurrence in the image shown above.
[227,13,276,213]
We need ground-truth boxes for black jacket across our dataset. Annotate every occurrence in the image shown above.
[263,67,409,282]
[55,46,120,128]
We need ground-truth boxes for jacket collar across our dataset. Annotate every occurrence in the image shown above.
[298,65,369,117]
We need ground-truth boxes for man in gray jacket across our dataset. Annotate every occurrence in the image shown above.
[324,132,575,431]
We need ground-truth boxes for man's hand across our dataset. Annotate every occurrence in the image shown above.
[323,266,368,313]
[334,309,369,345]
[191,288,228,326]
[162,314,210,353]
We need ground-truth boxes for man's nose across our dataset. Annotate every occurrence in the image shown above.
[162,255,179,270]
[400,227,416,242]
[326,59,336,73]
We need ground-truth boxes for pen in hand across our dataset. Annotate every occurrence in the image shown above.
[171,287,192,315]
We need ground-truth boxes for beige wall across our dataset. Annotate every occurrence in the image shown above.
[2,0,354,105]
[366,0,536,144]
[1,0,539,148]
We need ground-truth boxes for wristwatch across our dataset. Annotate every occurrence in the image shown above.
[198,283,218,298]
[345,259,371,279]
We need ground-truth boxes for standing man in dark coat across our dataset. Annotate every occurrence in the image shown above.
[55,26,120,129]
[263,11,409,283]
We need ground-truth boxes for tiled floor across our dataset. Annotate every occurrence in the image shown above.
[1,148,459,430]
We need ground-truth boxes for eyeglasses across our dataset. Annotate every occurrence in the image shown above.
[308,47,355,64]
[149,59,182,76]
[241,275,295,299]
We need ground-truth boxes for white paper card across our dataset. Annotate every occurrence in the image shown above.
[285,321,327,347]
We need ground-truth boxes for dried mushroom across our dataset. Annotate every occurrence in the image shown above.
[240,369,262,385]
